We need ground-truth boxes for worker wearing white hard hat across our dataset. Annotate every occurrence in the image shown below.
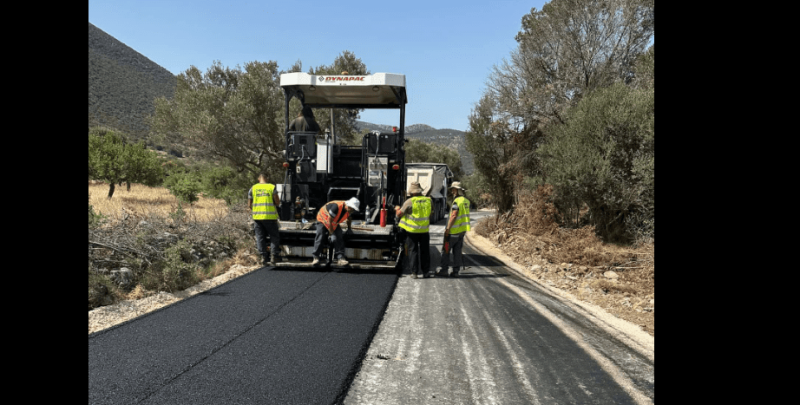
[311,197,360,266]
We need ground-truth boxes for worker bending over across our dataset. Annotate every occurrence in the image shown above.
[311,197,360,266]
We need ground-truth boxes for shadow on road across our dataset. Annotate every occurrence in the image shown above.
[462,253,508,267]
[444,273,509,279]
[269,266,401,276]
[200,290,232,297]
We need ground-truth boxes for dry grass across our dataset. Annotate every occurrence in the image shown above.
[89,180,260,310]
[125,284,150,300]
[89,180,229,223]
[475,185,655,335]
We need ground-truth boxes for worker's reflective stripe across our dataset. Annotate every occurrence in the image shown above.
[398,197,431,233]
[252,184,278,220]
[399,217,430,229]
[450,197,471,234]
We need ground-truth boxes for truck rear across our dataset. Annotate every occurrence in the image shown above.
[405,163,454,224]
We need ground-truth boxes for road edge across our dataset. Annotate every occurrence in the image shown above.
[464,227,654,360]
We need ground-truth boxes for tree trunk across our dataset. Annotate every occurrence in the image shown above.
[107,182,115,199]
[126,181,131,191]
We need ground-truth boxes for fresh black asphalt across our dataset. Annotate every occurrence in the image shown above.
[88,266,398,405]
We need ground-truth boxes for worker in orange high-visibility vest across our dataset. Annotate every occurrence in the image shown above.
[311,197,360,266]
[248,173,282,266]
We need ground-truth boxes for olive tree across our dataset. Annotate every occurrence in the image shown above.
[150,60,286,183]
[88,127,164,198]
[303,51,371,146]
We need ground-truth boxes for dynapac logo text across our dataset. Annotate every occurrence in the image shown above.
[317,76,366,82]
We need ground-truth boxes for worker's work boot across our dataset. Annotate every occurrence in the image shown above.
[436,267,448,276]
[337,258,349,266]
[271,255,282,265]
[262,256,270,266]
[411,272,419,279]
[311,256,320,266]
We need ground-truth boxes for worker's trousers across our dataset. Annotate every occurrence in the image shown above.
[440,232,465,273]
[254,220,281,260]
[406,232,431,275]
[313,222,345,260]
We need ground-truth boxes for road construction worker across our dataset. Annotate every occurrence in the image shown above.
[395,182,433,279]
[311,197,360,266]
[248,173,282,266]
[288,105,321,133]
[437,182,470,278]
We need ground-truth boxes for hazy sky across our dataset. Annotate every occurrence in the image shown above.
[89,0,546,132]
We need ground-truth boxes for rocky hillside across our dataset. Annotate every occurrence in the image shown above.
[356,120,474,175]
[89,22,177,141]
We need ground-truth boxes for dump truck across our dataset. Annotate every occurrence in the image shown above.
[405,163,454,224]
[273,72,408,269]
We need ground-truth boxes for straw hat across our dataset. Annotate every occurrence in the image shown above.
[449,181,466,191]
[409,182,423,194]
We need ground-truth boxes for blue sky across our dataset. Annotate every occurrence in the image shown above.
[89,0,546,132]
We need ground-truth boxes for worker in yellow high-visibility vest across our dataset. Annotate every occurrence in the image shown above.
[248,173,282,266]
[437,182,471,278]
[395,182,433,279]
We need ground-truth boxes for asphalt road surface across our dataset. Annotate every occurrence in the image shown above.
[345,210,654,404]
[89,266,398,405]
[89,210,654,404]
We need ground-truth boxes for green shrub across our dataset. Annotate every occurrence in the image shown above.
[89,203,106,228]
[169,203,187,223]
[199,165,250,205]
[164,169,202,205]
[539,82,654,243]
[159,240,197,292]
[89,270,118,310]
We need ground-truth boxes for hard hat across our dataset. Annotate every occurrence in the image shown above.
[345,197,360,211]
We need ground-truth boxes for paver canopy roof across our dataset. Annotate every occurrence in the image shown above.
[280,73,407,108]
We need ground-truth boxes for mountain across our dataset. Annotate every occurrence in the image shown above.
[87,26,474,173]
[356,120,474,175]
[89,22,177,141]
